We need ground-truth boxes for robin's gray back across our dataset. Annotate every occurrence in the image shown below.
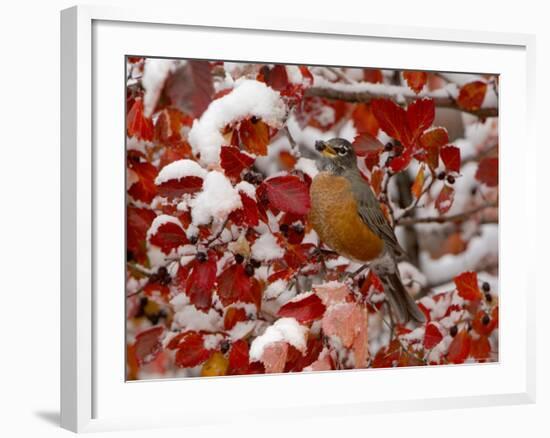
[344,169,406,259]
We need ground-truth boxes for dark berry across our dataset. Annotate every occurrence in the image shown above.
[482,314,491,325]
[196,252,207,262]
[437,171,446,180]
[243,171,263,185]
[279,223,289,233]
[467,322,472,332]
[220,340,230,354]
[251,116,259,124]
[450,325,458,337]
[234,253,244,264]
[384,143,393,152]
[357,277,365,289]
[446,175,455,184]
[251,258,261,268]
[158,309,168,319]
[148,274,159,284]
[189,235,198,245]
[139,296,148,307]
[470,186,478,195]
[157,267,168,277]
[482,282,491,292]
[292,224,304,235]
[485,293,493,303]
[244,263,255,277]
[127,250,135,262]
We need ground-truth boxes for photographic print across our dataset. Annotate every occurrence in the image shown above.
[126,58,498,380]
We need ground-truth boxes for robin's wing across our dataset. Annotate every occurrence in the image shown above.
[351,174,407,258]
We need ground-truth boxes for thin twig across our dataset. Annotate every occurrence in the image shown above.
[397,201,498,226]
[206,218,229,246]
[395,170,435,221]
[324,67,355,84]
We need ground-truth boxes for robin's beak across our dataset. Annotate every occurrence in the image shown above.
[315,140,337,158]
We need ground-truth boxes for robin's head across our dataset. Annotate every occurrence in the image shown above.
[315,138,357,174]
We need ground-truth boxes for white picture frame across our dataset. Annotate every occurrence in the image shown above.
[60,5,536,433]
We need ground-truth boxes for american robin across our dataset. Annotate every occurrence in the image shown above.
[309,138,425,323]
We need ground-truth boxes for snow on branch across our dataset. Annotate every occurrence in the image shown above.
[305,77,498,118]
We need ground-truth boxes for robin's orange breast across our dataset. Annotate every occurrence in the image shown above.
[309,172,384,262]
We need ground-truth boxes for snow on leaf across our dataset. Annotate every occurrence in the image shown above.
[263,64,289,93]
[249,318,308,362]
[423,322,444,349]
[277,293,326,324]
[321,302,361,348]
[440,145,461,173]
[185,252,218,310]
[475,157,498,187]
[406,98,435,143]
[224,307,248,330]
[188,79,287,165]
[220,146,255,179]
[134,326,164,365]
[454,271,482,301]
[447,329,472,364]
[155,159,207,200]
[263,175,311,215]
[403,71,428,94]
[261,341,289,374]
[435,185,455,214]
[457,81,487,111]
[127,97,154,141]
[306,348,334,371]
[314,282,353,305]
[148,217,188,254]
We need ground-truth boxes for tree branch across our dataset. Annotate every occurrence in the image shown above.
[304,86,498,118]
[396,201,498,226]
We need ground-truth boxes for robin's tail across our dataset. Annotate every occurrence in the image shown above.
[380,272,426,324]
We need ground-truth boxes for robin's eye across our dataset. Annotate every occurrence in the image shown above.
[337,148,347,156]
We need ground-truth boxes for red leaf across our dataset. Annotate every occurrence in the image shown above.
[423,323,443,349]
[134,326,164,365]
[164,61,214,118]
[128,161,158,203]
[447,330,471,364]
[440,145,461,173]
[220,146,255,179]
[457,81,487,111]
[154,107,193,145]
[371,98,409,144]
[475,157,498,187]
[263,175,311,215]
[403,71,428,94]
[264,65,289,92]
[174,332,212,368]
[389,148,413,173]
[285,337,324,372]
[127,207,156,264]
[239,118,270,156]
[435,185,455,214]
[261,342,289,374]
[228,339,250,375]
[185,252,218,310]
[127,98,154,141]
[363,69,383,83]
[454,271,482,301]
[277,293,326,324]
[419,127,449,169]
[470,335,491,360]
[217,264,255,308]
[472,310,498,336]
[149,220,188,254]
[352,132,384,157]
[157,176,203,199]
[224,307,248,330]
[406,98,435,143]
[352,103,380,136]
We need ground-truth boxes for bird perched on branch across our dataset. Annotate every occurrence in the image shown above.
[309,138,425,323]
